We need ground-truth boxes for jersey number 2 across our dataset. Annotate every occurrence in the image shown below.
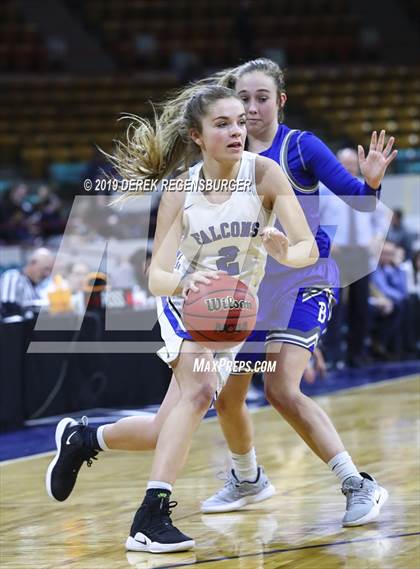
[216,246,240,275]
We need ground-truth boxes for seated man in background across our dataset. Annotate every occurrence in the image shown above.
[0,248,54,319]
[387,208,413,258]
[369,241,408,359]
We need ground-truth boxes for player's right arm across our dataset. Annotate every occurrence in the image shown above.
[148,181,185,297]
[148,176,222,297]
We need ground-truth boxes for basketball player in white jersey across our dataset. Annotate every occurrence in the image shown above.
[46,84,318,552]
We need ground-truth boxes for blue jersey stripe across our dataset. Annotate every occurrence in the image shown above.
[162,296,192,340]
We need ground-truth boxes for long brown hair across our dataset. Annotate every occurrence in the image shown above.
[107,84,242,192]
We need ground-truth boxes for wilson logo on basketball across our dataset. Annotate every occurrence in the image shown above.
[204,296,252,312]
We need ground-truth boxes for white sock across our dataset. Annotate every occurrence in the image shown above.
[231,448,258,482]
[96,425,110,451]
[328,451,362,485]
[147,481,173,492]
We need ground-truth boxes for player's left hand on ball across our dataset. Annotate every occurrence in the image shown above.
[261,227,289,262]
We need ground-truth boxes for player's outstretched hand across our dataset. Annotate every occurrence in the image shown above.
[261,227,289,263]
[358,130,398,190]
[181,270,226,298]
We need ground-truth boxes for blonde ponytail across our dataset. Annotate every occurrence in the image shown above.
[104,108,190,186]
[108,82,242,196]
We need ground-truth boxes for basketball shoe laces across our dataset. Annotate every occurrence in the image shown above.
[157,498,178,527]
[343,478,372,506]
[147,497,179,537]
[63,416,98,472]
[219,469,240,490]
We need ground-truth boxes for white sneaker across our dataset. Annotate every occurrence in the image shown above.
[201,466,275,513]
[342,472,388,527]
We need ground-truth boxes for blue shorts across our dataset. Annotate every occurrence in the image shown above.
[235,286,338,368]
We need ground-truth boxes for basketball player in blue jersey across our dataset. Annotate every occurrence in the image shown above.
[46,83,319,552]
[200,59,397,526]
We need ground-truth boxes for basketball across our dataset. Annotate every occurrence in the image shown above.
[183,274,257,348]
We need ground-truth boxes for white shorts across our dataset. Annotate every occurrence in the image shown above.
[156,295,243,397]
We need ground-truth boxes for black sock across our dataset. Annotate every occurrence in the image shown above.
[82,426,102,452]
[145,488,171,501]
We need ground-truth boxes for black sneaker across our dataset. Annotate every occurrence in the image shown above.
[125,491,195,553]
[45,416,99,501]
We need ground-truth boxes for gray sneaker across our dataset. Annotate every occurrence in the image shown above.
[201,466,276,513]
[342,472,388,527]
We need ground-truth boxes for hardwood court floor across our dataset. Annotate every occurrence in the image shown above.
[1,376,419,569]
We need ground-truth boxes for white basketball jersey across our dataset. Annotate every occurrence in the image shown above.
[176,151,270,295]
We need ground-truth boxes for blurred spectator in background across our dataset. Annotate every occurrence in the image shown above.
[110,256,138,289]
[387,209,413,257]
[0,248,54,319]
[132,245,155,292]
[0,183,38,244]
[83,194,123,239]
[320,148,387,367]
[407,250,420,355]
[0,183,66,246]
[109,250,153,308]
[64,198,92,238]
[369,241,408,359]
[66,261,90,293]
[398,248,420,357]
[35,185,66,240]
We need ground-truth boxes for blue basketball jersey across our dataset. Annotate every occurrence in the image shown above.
[241,123,378,347]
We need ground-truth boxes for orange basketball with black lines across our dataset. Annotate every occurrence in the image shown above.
[183,275,257,348]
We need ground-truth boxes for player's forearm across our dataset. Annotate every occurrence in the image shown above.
[281,239,319,268]
[148,267,183,297]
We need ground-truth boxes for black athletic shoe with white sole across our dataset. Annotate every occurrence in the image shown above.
[125,490,195,553]
[45,416,99,502]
